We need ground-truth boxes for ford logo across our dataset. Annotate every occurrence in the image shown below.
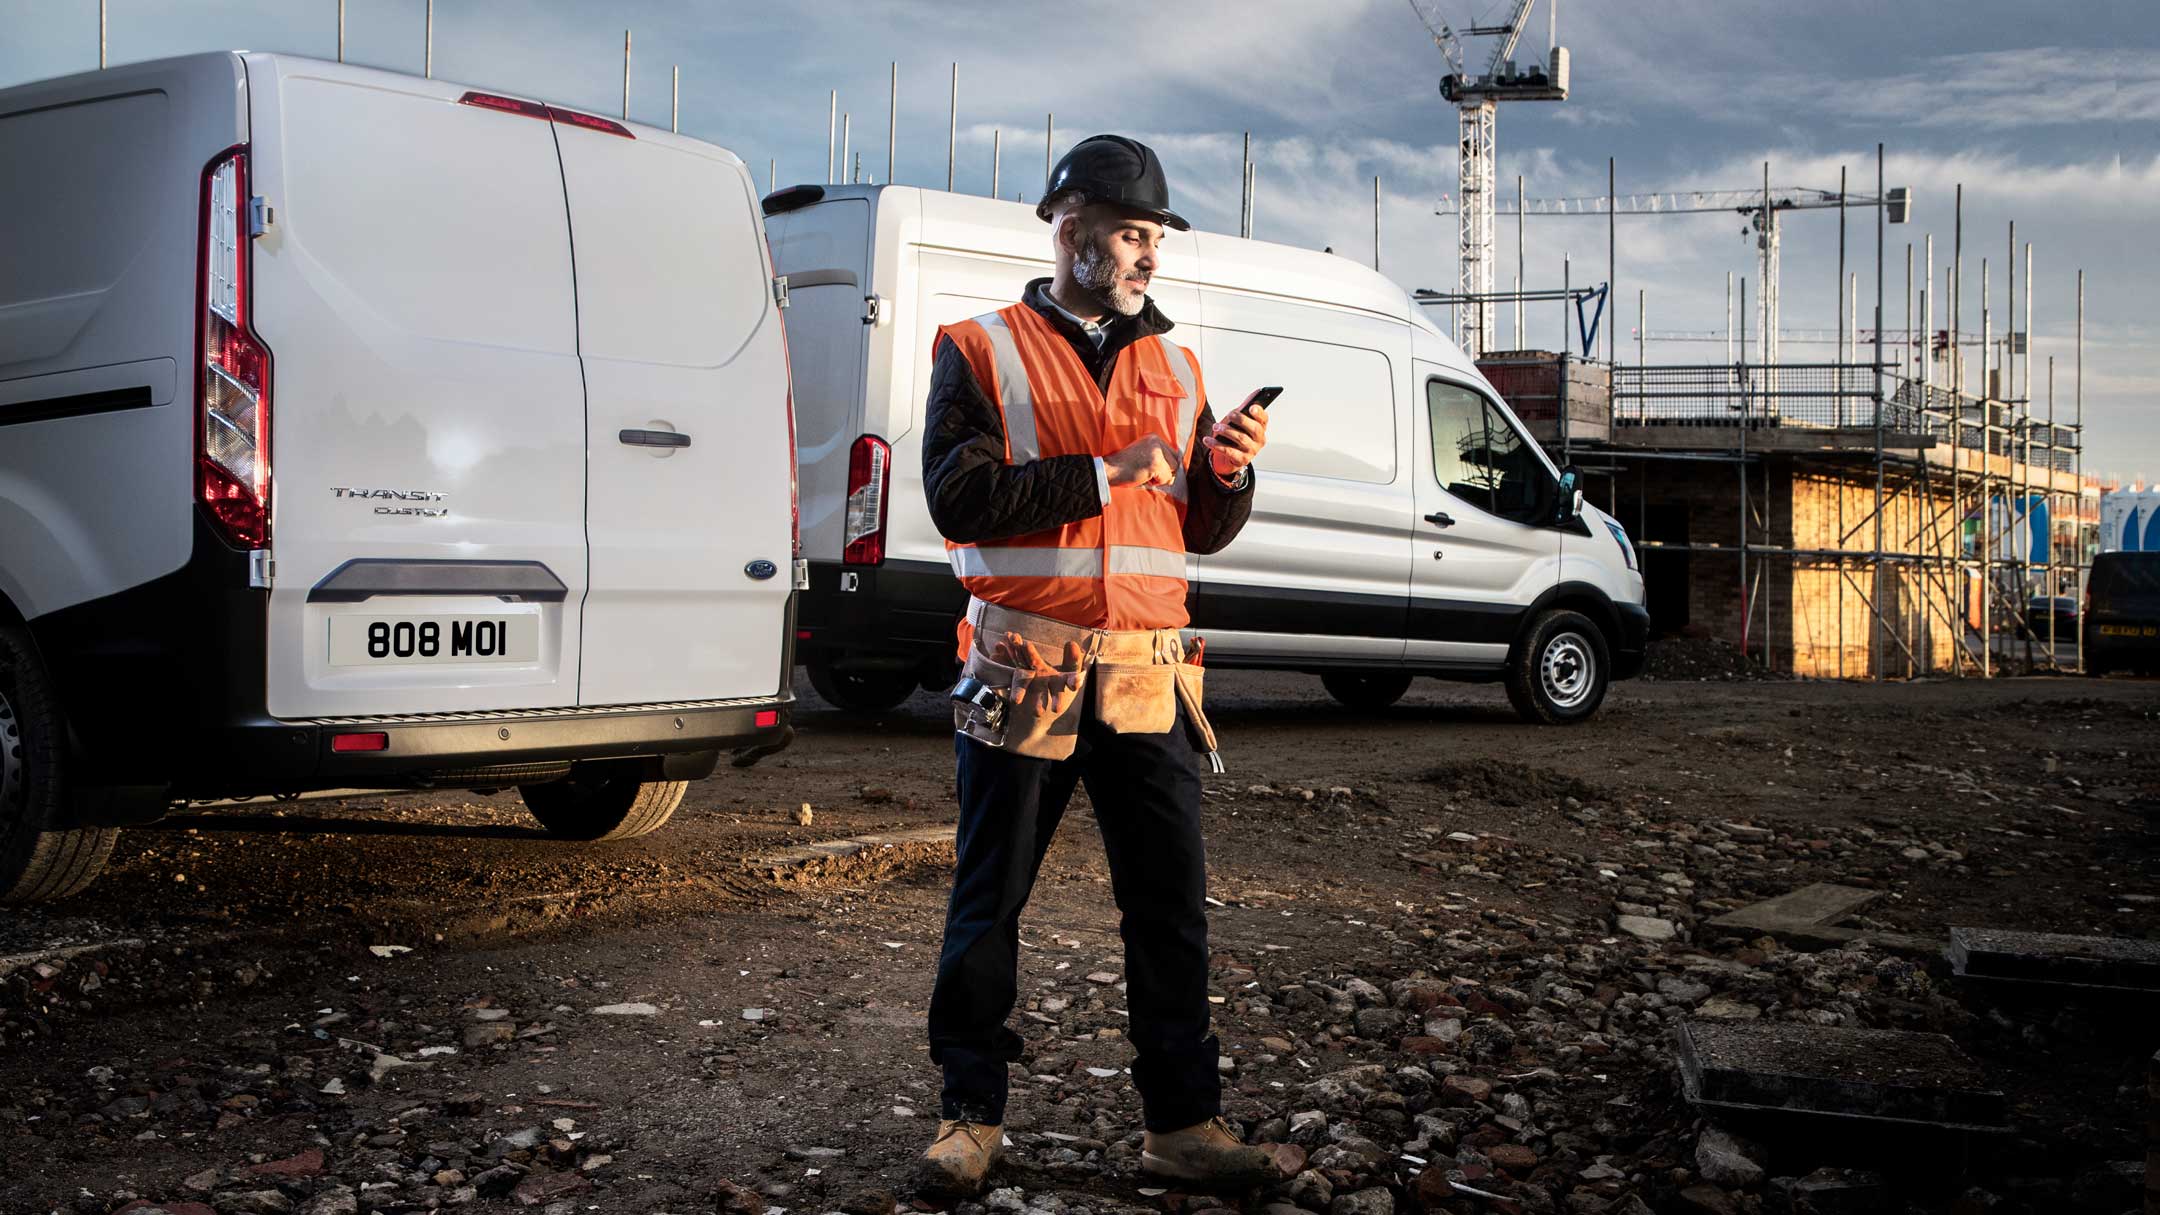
[744,560,778,581]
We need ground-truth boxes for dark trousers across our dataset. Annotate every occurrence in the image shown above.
[928,702,1220,1133]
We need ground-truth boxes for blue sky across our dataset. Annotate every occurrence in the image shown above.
[7,0,2156,479]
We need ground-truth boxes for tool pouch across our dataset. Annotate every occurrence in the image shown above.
[1092,662,1179,735]
[953,644,1087,760]
[1171,661,1224,773]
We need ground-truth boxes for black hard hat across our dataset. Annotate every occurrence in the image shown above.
[1036,134,1189,231]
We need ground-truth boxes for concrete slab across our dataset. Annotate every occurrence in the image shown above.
[1948,927,2160,994]
[1676,1019,2009,1133]
[1706,882,1935,955]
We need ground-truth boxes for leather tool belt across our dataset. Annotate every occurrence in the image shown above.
[953,597,1222,771]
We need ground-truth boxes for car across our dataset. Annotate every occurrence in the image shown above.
[0,53,800,901]
[2084,552,2160,675]
[762,184,1647,725]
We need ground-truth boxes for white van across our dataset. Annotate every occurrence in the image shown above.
[0,53,800,902]
[765,184,1646,724]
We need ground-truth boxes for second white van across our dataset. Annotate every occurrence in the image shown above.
[764,185,1646,725]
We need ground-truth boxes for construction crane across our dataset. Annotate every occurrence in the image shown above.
[1406,0,1569,359]
[1440,179,1910,366]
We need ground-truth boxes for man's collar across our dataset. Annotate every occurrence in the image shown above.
[1022,278,1174,342]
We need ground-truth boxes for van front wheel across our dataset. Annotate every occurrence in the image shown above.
[1321,670,1413,711]
[0,626,120,903]
[519,768,687,841]
[1506,610,1610,725]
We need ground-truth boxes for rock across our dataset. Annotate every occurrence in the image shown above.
[1616,915,1677,942]
[1439,1074,1491,1105]
[589,1002,659,1016]
[1675,1185,1738,1215]
[470,1163,525,1195]
[796,803,814,825]
[713,1178,762,1215]
[1353,1007,1409,1038]
[1656,976,1711,1005]
[1488,1143,1537,1173]
[1695,1128,1765,1188]
[242,1150,325,1178]
[1329,1188,1393,1215]
[300,1190,357,1215]
[839,1187,898,1215]
[446,1092,488,1116]
[1261,1143,1308,1178]
[1696,997,1760,1020]
[511,1169,589,1206]
[1771,1167,1887,1213]
[1086,972,1119,985]
[1288,1110,1329,1145]
[1410,1168,1456,1209]
[180,1169,221,1194]
[1285,1169,1334,1211]
[464,1022,516,1047]
[219,1192,293,1215]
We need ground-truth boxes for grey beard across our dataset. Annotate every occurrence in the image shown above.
[1073,237,1148,317]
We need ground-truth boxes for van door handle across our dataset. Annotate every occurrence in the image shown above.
[619,429,691,449]
[1423,511,1456,528]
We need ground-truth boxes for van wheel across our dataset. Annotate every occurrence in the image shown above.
[1506,610,1610,725]
[518,768,687,841]
[806,662,917,712]
[0,627,119,903]
[1321,671,1413,711]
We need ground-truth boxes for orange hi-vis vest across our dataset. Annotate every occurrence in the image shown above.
[938,302,1206,643]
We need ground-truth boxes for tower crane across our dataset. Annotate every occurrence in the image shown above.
[1440,179,1910,366]
[1406,0,1570,358]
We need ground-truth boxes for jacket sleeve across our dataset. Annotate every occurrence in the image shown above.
[1180,400,1256,555]
[922,336,1106,544]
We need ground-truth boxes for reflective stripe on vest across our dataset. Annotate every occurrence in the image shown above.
[951,544,1182,581]
[978,312,1040,462]
[1155,338,1199,503]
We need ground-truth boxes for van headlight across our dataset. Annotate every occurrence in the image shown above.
[1604,521,1637,571]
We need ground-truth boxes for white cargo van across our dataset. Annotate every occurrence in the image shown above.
[764,184,1646,723]
[0,53,800,902]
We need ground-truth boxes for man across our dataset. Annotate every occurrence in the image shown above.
[917,134,1275,1197]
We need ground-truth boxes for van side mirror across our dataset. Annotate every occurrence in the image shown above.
[1556,466,1585,524]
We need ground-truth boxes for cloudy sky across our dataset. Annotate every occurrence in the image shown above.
[8,0,2156,479]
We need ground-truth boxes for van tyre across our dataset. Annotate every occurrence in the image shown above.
[1506,610,1610,725]
[807,662,917,713]
[518,768,687,841]
[1321,670,1413,711]
[0,626,119,903]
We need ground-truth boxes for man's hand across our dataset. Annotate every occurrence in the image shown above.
[990,633,1087,716]
[1104,435,1181,488]
[1204,403,1269,479]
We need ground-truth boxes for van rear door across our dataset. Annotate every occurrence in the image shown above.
[556,126,795,706]
[766,195,873,564]
[245,58,590,719]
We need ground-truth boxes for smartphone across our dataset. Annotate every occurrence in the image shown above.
[1237,386,1284,417]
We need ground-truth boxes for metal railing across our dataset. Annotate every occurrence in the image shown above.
[1611,363,1887,429]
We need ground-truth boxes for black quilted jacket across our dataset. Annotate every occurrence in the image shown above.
[922,279,1255,553]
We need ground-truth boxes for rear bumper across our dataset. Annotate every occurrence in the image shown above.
[203,697,791,792]
[2085,619,2160,669]
[793,557,966,672]
[1612,601,1650,681]
[28,509,796,802]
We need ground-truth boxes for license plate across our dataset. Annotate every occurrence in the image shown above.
[328,613,540,667]
[2099,624,2158,637]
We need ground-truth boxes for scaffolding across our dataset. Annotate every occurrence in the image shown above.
[1479,147,2093,680]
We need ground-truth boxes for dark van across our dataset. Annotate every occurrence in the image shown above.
[2085,552,2160,675]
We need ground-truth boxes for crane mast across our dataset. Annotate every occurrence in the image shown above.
[1408,0,1568,358]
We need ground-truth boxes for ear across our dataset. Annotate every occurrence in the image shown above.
[1055,212,1083,257]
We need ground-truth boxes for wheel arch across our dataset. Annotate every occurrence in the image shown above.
[1510,581,1619,664]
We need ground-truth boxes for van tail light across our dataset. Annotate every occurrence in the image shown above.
[197,145,272,550]
[842,435,891,566]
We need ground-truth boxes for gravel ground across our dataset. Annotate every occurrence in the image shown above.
[1,669,2155,1215]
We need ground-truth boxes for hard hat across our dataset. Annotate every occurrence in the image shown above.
[1036,134,1190,232]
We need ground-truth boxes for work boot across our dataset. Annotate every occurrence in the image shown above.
[1139,1117,1280,1189]
[917,1119,1004,1197]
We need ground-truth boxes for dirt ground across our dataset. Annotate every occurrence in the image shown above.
[2,664,2156,1215]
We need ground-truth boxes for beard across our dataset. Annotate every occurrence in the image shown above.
[1072,233,1150,317]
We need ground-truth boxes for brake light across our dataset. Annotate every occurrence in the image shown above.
[843,435,892,566]
[457,92,635,139]
[196,145,272,549]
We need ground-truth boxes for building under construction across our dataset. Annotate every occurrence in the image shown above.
[1477,298,2092,680]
